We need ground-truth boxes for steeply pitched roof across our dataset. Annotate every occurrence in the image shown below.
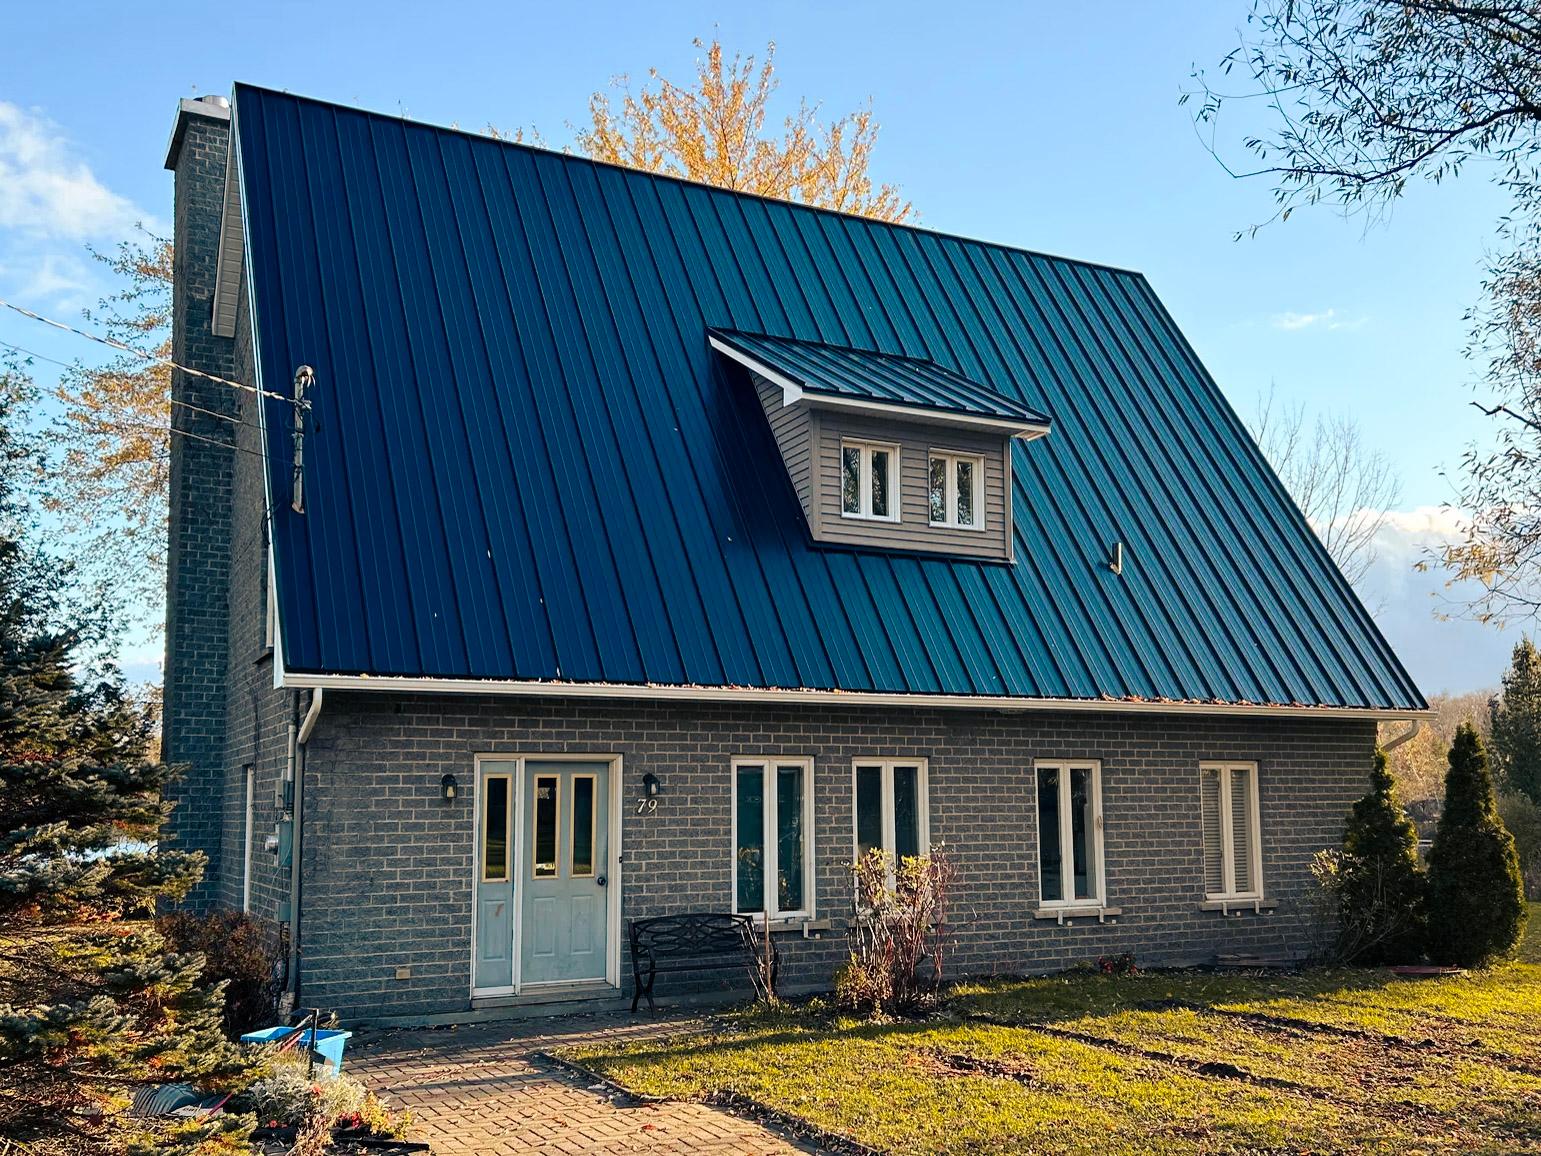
[233,83,1424,712]
[708,328,1051,431]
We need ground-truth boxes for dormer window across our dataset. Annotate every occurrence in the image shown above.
[841,440,899,522]
[929,452,984,530]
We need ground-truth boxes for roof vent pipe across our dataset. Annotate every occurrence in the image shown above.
[199,94,231,110]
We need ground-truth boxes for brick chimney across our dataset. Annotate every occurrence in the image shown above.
[162,94,238,908]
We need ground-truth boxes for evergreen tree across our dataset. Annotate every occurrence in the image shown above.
[1426,724,1529,967]
[1335,749,1426,964]
[1491,638,1541,807]
[0,366,255,1153]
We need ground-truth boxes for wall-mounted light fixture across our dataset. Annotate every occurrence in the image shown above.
[642,772,661,798]
[440,774,458,801]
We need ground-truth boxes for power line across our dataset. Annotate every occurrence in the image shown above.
[0,297,293,403]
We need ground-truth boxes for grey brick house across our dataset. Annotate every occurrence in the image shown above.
[162,86,1427,1025]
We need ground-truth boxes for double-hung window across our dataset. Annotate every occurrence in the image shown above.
[1200,762,1262,901]
[732,757,815,919]
[852,759,929,863]
[841,440,899,521]
[1035,760,1104,907]
[928,451,984,530]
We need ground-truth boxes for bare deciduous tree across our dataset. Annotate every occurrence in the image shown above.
[1251,385,1402,584]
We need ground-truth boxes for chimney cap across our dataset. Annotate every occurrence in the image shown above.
[164,92,232,171]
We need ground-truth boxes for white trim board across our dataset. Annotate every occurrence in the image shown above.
[281,670,1428,722]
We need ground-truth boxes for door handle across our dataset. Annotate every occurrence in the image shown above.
[596,875,608,887]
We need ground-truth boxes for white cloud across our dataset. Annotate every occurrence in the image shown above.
[1351,505,1519,694]
[0,102,144,241]
[1270,308,1367,332]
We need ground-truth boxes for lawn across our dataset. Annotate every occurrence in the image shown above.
[563,907,1541,1154]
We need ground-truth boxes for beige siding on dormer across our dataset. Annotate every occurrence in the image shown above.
[811,410,1013,561]
[755,375,814,518]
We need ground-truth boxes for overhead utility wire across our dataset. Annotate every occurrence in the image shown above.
[0,297,292,402]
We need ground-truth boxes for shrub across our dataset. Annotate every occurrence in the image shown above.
[1499,792,1541,899]
[1330,748,1427,964]
[1097,953,1138,976]
[230,1053,412,1140]
[1426,724,1529,967]
[837,846,954,1013]
[158,908,283,1035]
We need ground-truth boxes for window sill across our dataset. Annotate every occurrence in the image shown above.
[742,914,829,932]
[1033,905,1121,924]
[1200,898,1276,915]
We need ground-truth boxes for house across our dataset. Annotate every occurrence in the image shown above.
[162,86,1427,1024]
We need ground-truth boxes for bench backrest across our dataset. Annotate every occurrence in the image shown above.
[629,913,753,957]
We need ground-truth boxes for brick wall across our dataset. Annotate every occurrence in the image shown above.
[164,100,239,908]
[298,693,1375,1021]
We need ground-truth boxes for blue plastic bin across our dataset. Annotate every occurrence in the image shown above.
[240,1025,352,1075]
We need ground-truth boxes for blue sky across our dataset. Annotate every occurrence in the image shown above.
[0,0,1524,693]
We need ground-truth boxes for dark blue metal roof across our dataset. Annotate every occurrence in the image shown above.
[233,84,1425,711]
[708,328,1050,427]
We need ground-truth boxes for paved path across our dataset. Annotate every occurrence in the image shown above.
[350,1013,817,1155]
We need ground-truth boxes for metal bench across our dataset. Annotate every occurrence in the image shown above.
[627,913,776,1013]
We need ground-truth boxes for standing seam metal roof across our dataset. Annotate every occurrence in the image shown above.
[233,83,1425,711]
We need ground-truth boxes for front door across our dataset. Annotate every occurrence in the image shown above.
[520,761,610,985]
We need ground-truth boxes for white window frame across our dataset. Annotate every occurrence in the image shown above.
[850,758,931,864]
[928,450,986,531]
[1033,759,1105,908]
[840,439,901,522]
[1200,761,1264,901]
[730,756,816,922]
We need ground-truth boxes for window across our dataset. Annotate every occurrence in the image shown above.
[732,757,815,918]
[1200,762,1262,900]
[852,759,929,864]
[1035,760,1104,907]
[532,774,558,878]
[482,773,511,882]
[841,440,899,521]
[929,452,984,529]
[571,774,596,877]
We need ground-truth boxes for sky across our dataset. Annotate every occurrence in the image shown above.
[0,0,1526,694]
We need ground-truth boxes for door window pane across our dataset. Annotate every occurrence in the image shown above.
[893,764,921,861]
[736,766,765,912]
[776,765,805,913]
[955,459,975,526]
[571,775,595,877]
[483,775,509,882]
[533,775,558,878]
[1070,766,1093,900]
[1037,766,1062,902]
[855,765,883,859]
[870,449,891,517]
[842,446,860,514]
[929,457,946,523]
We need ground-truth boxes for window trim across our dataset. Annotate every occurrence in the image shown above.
[849,757,931,865]
[928,450,986,531]
[1033,759,1106,908]
[730,755,817,922]
[840,439,901,523]
[569,772,598,879]
[1200,761,1264,902]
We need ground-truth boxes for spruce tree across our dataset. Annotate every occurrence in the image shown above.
[0,369,256,1153]
[1336,749,1426,964]
[1426,724,1529,967]
[1491,638,1541,807]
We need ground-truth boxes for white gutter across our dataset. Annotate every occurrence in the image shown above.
[1380,719,1421,751]
[281,670,1430,722]
[297,687,325,743]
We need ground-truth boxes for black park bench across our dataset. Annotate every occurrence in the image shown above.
[628,913,777,1013]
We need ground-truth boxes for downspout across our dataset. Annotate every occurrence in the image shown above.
[1381,719,1420,752]
[287,688,324,1005]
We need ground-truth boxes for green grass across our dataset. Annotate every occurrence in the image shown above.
[565,906,1541,1154]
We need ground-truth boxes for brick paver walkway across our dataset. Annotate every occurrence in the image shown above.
[350,1013,819,1155]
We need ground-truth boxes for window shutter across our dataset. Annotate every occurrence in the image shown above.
[1229,767,1254,895]
[1200,767,1224,896]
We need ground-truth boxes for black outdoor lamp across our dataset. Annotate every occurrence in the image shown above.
[440,774,458,801]
[642,772,661,798]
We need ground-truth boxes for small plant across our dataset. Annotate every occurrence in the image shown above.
[158,908,283,1035]
[837,846,954,1014]
[228,1052,411,1145]
[1097,953,1137,976]
[1427,724,1528,967]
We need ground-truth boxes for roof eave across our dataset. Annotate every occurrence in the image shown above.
[278,669,1429,721]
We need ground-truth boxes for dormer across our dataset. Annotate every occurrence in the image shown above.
[710,329,1051,562]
